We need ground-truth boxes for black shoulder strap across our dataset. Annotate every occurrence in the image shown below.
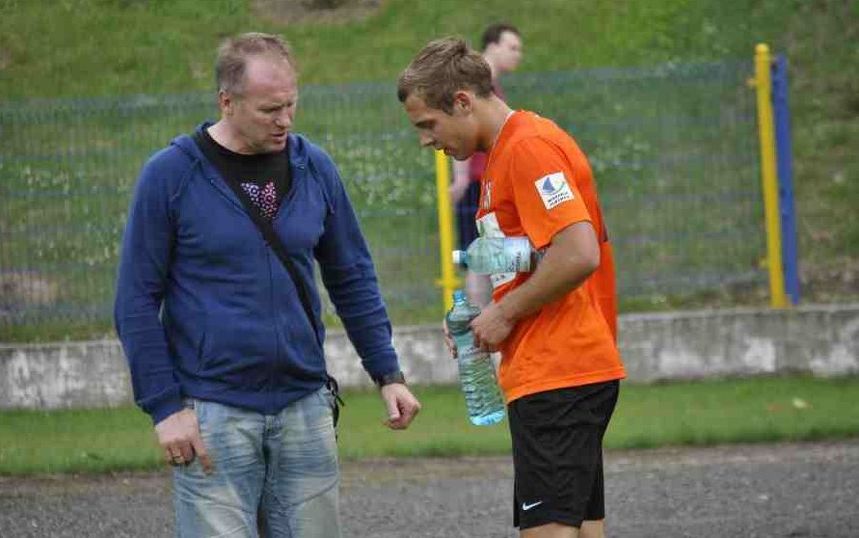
[244,197,323,349]
[192,132,323,349]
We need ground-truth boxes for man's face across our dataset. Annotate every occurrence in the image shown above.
[403,93,478,161]
[490,31,523,74]
[221,55,298,154]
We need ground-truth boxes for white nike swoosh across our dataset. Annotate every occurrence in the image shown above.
[521,500,543,511]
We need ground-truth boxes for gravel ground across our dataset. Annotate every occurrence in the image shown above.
[1,440,857,537]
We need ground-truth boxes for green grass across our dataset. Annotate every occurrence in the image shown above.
[2,375,857,475]
[0,0,794,98]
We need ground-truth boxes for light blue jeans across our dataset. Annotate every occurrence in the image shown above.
[174,387,341,538]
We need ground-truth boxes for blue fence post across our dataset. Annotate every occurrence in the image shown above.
[771,55,801,305]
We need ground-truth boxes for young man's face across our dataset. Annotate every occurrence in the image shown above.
[403,93,478,161]
[220,55,298,154]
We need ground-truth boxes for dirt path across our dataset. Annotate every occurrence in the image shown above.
[2,440,858,537]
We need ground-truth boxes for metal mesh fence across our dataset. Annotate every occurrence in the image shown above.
[504,60,765,302]
[0,59,764,340]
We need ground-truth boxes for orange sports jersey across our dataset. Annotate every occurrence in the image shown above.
[476,111,625,403]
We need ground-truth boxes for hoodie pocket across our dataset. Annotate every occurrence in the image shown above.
[195,318,273,388]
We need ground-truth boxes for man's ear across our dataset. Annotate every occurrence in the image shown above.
[452,90,473,115]
[218,90,234,117]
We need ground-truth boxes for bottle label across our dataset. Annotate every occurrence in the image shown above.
[476,212,516,289]
[500,241,533,272]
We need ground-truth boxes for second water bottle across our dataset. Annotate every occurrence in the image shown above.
[445,290,506,426]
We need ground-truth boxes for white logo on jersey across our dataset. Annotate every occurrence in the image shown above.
[482,179,492,210]
[535,172,573,209]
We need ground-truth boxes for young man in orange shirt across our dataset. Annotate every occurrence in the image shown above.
[398,37,625,538]
[449,22,523,306]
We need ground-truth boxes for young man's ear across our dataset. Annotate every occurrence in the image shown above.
[452,90,473,115]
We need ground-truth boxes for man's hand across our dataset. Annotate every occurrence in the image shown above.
[154,408,213,474]
[380,384,421,430]
[470,301,516,351]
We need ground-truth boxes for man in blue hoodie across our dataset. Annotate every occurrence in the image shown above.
[114,32,420,537]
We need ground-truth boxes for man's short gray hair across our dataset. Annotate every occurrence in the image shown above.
[215,32,296,95]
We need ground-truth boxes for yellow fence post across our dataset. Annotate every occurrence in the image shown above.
[434,150,460,312]
[754,43,788,309]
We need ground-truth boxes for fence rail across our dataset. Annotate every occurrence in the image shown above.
[0,59,766,340]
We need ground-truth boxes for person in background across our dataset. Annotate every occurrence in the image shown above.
[398,37,624,538]
[115,32,420,538]
[449,22,523,306]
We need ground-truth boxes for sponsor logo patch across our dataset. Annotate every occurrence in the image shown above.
[535,172,573,209]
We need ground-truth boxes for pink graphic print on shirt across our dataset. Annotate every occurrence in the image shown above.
[241,181,279,220]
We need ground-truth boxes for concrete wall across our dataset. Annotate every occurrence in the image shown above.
[1,304,857,410]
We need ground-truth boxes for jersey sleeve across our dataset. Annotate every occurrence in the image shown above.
[508,137,593,249]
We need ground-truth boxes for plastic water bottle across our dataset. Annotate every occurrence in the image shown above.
[452,236,541,274]
[445,290,506,426]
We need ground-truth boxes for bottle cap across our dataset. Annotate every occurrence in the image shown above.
[452,289,465,302]
[452,250,465,265]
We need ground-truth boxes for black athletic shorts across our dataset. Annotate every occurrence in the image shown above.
[508,380,620,530]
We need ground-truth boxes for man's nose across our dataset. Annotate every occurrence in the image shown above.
[419,133,434,148]
[275,110,293,129]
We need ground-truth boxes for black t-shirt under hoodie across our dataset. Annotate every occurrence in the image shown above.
[194,128,291,221]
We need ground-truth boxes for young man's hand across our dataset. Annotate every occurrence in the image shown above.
[470,301,516,351]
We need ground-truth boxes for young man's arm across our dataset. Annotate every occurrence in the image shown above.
[470,220,599,350]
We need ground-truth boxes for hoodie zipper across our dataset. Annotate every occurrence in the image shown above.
[267,161,307,407]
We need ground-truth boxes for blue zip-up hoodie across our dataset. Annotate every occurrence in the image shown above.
[115,123,400,424]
